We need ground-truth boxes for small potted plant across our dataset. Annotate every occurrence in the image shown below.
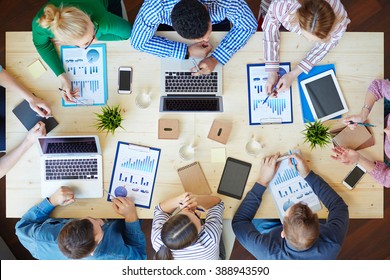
[302,119,332,150]
[95,105,124,135]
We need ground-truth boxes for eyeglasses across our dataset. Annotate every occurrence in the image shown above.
[81,24,99,50]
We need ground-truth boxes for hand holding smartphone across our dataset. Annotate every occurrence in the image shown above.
[118,66,132,94]
[342,163,366,190]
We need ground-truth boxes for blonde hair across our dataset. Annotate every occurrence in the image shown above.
[38,4,91,44]
[294,0,336,40]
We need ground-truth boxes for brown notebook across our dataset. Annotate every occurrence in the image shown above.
[177,162,211,195]
[331,125,374,150]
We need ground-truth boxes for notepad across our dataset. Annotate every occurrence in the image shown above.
[177,162,211,195]
[332,125,373,150]
[27,59,47,79]
[12,99,58,133]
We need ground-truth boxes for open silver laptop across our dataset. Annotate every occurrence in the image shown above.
[38,135,103,198]
[160,58,223,112]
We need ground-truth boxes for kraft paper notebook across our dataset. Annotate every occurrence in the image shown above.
[331,125,374,150]
[177,162,211,195]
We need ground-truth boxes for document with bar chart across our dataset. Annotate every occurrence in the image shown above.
[247,63,292,125]
[108,142,161,208]
[60,44,107,106]
[268,150,321,221]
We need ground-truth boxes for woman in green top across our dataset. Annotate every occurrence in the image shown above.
[32,0,131,102]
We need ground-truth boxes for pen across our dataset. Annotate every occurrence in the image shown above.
[192,58,200,73]
[103,189,116,198]
[349,121,375,127]
[36,114,53,118]
[262,86,278,104]
[289,150,298,175]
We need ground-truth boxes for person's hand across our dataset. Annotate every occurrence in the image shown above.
[180,192,198,212]
[58,73,80,103]
[49,186,75,206]
[331,146,360,165]
[288,153,311,178]
[24,121,46,146]
[112,197,138,222]
[257,153,280,186]
[265,72,278,96]
[275,72,294,92]
[343,114,366,130]
[191,56,218,76]
[188,41,213,59]
[29,96,52,118]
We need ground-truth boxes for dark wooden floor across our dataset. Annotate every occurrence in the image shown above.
[0,0,389,260]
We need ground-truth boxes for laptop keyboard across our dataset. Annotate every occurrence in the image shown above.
[165,72,218,92]
[45,158,98,180]
[162,97,221,111]
[46,142,98,154]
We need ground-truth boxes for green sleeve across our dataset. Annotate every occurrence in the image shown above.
[32,15,65,77]
[95,13,132,41]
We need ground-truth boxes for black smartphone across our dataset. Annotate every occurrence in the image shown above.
[342,163,366,190]
[118,66,132,94]
[217,157,252,199]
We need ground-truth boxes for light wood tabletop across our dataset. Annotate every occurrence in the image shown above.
[5,31,384,219]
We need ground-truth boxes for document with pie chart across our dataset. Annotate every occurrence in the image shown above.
[268,150,322,221]
[61,44,107,106]
[108,142,161,208]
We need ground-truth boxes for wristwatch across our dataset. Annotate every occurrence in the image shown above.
[362,104,371,111]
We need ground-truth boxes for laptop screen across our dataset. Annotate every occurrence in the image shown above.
[38,136,98,154]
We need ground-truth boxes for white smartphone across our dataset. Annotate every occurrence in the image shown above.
[118,66,132,94]
[342,163,366,190]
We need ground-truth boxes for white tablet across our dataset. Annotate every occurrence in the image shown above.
[300,69,348,122]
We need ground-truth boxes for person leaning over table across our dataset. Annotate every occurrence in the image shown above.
[15,186,147,260]
[131,0,257,75]
[0,65,48,178]
[32,0,132,103]
[232,152,349,259]
[261,0,350,95]
[152,192,225,260]
[331,79,390,188]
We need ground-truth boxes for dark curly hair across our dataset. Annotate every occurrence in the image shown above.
[171,0,211,40]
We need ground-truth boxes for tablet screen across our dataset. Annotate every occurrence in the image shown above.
[304,74,344,118]
[217,157,251,199]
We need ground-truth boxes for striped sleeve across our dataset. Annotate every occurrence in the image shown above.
[130,0,187,59]
[262,1,289,72]
[202,201,224,243]
[211,0,257,65]
[151,204,171,252]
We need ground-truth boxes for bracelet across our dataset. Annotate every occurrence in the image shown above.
[362,104,371,111]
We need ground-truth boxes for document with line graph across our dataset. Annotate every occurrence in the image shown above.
[60,44,107,106]
[108,142,161,208]
[247,63,293,125]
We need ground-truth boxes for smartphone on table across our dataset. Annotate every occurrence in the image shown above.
[118,66,132,94]
[342,163,366,190]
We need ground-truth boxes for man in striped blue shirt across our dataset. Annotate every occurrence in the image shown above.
[131,0,257,74]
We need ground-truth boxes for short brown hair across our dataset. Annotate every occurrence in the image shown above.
[58,219,96,259]
[283,202,319,250]
[296,0,336,40]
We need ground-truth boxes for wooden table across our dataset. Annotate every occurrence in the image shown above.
[6,31,384,219]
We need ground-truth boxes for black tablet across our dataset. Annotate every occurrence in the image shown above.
[217,157,252,199]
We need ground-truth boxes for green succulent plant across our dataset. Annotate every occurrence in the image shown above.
[95,105,124,135]
[302,119,332,150]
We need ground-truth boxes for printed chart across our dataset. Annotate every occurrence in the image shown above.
[109,142,161,208]
[247,63,292,124]
[268,150,321,221]
[61,44,107,106]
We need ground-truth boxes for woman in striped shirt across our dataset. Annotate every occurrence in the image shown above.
[261,0,350,94]
[152,192,224,260]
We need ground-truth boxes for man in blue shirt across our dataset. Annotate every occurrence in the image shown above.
[131,0,257,74]
[15,187,147,260]
[232,153,349,260]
